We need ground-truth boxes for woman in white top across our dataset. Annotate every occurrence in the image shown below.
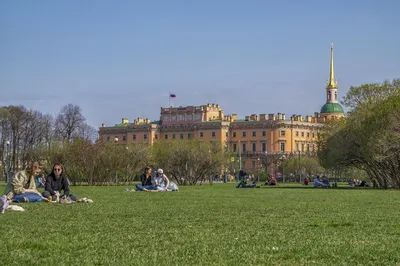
[155,169,170,191]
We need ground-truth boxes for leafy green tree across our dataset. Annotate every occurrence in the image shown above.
[318,79,400,188]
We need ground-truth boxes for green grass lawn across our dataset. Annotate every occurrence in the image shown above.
[1,183,400,266]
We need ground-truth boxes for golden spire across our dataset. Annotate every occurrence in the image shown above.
[327,42,338,89]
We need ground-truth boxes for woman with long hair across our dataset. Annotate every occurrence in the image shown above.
[42,163,77,202]
[3,161,45,203]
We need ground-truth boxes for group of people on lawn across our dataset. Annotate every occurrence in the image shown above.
[135,167,178,192]
[2,162,178,205]
[235,175,277,188]
[2,161,76,204]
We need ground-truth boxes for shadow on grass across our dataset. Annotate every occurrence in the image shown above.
[258,185,373,190]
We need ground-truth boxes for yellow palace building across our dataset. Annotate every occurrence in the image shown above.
[99,44,344,171]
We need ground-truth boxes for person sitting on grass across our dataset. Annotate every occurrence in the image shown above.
[322,176,331,187]
[154,169,170,191]
[265,176,277,186]
[313,176,328,188]
[356,180,369,187]
[3,161,47,203]
[42,163,77,202]
[37,173,45,188]
[136,168,179,192]
[135,167,158,191]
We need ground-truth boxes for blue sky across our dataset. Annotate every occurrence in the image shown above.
[1,0,399,127]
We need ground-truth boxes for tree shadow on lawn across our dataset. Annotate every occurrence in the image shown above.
[259,185,373,190]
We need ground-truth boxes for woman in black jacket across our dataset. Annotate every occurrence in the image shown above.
[42,163,77,202]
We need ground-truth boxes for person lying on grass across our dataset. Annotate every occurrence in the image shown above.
[3,161,48,203]
[42,163,77,202]
[236,180,259,188]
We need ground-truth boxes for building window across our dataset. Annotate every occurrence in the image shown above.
[296,131,299,137]
[262,142,266,152]
[307,144,310,153]
[123,136,126,141]
[252,131,256,137]
[312,133,315,138]
[164,134,168,140]
[212,132,216,137]
[280,142,286,152]
[262,131,266,137]
[251,160,256,169]
[335,92,337,101]
[296,143,299,151]
[200,132,203,137]
[144,134,147,139]
[188,133,192,139]
[242,132,246,137]
[172,134,176,139]
[233,132,236,138]
[133,134,136,140]
[301,132,304,137]
[233,144,237,152]
[307,132,310,138]
[280,130,286,136]
[301,143,304,152]
[226,132,228,137]
[252,143,256,152]
[242,143,246,152]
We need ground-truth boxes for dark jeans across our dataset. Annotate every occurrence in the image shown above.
[236,181,256,188]
[135,184,157,191]
[42,191,77,201]
[13,192,43,203]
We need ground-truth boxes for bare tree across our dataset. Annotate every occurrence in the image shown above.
[153,140,230,185]
[7,105,29,171]
[0,107,12,180]
[55,104,85,142]
[19,110,54,167]
[75,122,98,143]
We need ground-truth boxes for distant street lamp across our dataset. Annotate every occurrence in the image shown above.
[114,137,118,183]
[238,140,242,171]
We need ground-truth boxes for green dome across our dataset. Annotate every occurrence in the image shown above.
[320,103,344,114]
